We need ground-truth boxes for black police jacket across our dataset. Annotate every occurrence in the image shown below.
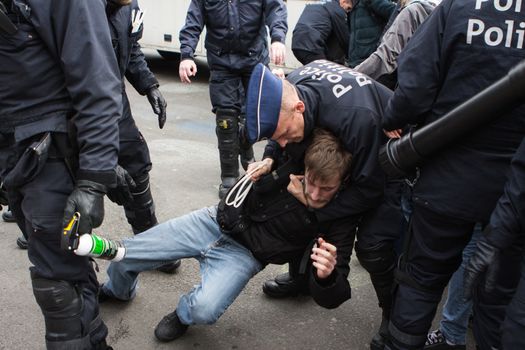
[218,141,354,308]
[486,137,525,250]
[292,0,349,66]
[0,0,121,186]
[382,0,525,222]
[179,0,287,70]
[286,60,393,223]
[107,0,158,96]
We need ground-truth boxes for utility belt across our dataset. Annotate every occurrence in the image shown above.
[205,38,264,58]
[2,131,78,190]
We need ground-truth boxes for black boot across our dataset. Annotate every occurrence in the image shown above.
[124,174,181,273]
[154,309,189,342]
[216,109,240,199]
[16,235,28,250]
[2,209,16,222]
[262,261,310,299]
[370,316,389,350]
[238,116,255,171]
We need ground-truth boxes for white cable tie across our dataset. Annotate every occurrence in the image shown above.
[225,163,266,208]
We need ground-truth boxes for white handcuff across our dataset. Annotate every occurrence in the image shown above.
[224,162,267,208]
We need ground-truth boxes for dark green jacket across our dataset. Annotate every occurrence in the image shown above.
[348,0,395,67]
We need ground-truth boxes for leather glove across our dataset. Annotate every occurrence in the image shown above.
[63,180,107,234]
[107,165,136,206]
[463,235,500,300]
[147,87,167,129]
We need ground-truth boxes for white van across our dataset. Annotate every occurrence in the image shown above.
[138,0,322,70]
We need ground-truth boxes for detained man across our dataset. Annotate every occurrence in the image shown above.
[67,128,357,342]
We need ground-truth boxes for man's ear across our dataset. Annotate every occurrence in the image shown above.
[295,100,305,113]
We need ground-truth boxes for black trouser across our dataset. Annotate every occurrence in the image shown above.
[118,93,157,233]
[501,256,525,349]
[0,133,108,348]
[209,68,254,180]
[356,179,406,320]
[387,204,523,350]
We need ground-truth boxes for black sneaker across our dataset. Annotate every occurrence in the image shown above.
[16,236,28,250]
[218,177,237,200]
[425,329,466,349]
[2,210,16,223]
[156,260,181,274]
[154,309,189,342]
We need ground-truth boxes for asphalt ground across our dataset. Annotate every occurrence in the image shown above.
[0,51,476,350]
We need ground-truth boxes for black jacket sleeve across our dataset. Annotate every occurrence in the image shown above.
[179,0,205,61]
[309,217,356,309]
[486,138,525,250]
[292,4,332,64]
[125,27,159,95]
[30,0,121,186]
[264,0,288,44]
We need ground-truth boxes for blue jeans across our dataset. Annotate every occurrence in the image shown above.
[439,223,483,345]
[102,206,263,325]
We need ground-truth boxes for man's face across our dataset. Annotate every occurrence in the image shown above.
[303,172,342,209]
[339,0,353,12]
[271,103,305,147]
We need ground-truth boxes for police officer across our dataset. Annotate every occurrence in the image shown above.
[464,137,525,350]
[381,0,525,347]
[246,61,407,350]
[178,0,288,198]
[105,0,180,273]
[0,0,121,348]
[291,0,349,66]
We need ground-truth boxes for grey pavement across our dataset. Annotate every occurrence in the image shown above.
[0,51,475,350]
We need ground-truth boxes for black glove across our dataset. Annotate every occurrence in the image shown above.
[107,165,136,206]
[463,235,500,301]
[147,87,167,129]
[63,180,107,234]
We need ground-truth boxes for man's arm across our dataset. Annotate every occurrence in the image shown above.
[35,0,121,185]
[179,0,205,62]
[308,218,356,309]
[355,3,434,80]
[125,17,159,96]
[486,138,525,250]
[382,1,449,131]
[291,5,332,64]
[264,0,288,65]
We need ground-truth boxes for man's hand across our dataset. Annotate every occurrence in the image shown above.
[247,158,274,182]
[287,174,307,206]
[463,237,500,300]
[311,237,337,280]
[146,87,167,129]
[270,41,286,66]
[179,59,197,83]
[63,180,106,234]
[384,129,402,139]
[272,68,285,80]
[107,165,136,206]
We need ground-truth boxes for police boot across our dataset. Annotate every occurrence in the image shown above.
[238,116,255,171]
[31,275,109,350]
[371,316,390,350]
[2,209,16,222]
[216,109,240,199]
[124,174,181,273]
